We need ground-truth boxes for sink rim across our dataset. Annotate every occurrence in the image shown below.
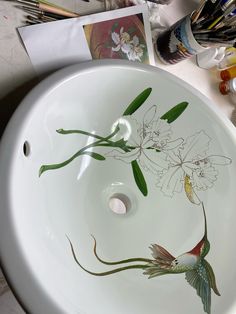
[0,59,236,314]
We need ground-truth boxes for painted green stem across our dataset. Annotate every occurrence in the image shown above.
[57,129,133,151]
[39,141,101,176]
[91,235,153,265]
[67,237,148,276]
[39,127,120,176]
[57,129,115,145]
[94,142,131,151]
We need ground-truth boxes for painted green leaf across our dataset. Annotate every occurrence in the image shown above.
[127,26,136,34]
[161,102,188,123]
[123,88,152,116]
[104,42,111,48]
[131,160,148,196]
[111,22,119,32]
[81,151,105,160]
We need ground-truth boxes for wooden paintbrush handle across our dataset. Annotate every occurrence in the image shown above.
[39,3,79,18]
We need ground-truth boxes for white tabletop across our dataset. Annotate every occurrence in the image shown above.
[0,0,235,312]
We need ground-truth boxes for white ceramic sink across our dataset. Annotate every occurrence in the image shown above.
[0,60,236,314]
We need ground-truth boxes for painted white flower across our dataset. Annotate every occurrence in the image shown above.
[111,27,131,54]
[191,164,218,191]
[126,35,145,61]
[106,107,170,174]
[150,118,173,142]
[191,155,231,191]
[149,119,183,152]
[157,130,232,197]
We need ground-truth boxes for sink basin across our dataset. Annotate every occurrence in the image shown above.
[0,60,236,314]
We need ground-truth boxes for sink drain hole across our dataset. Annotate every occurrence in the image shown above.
[109,194,131,215]
[23,141,31,157]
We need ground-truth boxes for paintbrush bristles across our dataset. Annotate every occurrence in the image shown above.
[191,0,236,47]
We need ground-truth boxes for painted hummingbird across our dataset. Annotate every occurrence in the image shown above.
[67,203,220,314]
[143,202,220,314]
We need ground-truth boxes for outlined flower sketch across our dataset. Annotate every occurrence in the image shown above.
[106,107,177,175]
[156,130,232,204]
[39,87,232,202]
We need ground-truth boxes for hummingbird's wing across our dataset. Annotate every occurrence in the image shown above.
[203,260,221,296]
[185,263,211,314]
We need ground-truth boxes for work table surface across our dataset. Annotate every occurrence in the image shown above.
[0,0,235,312]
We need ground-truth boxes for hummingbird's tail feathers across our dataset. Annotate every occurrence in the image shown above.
[143,265,170,279]
[150,244,175,267]
[67,236,149,276]
[203,260,221,296]
[91,235,153,265]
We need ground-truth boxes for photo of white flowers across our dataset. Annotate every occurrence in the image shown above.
[82,5,155,64]
[84,15,149,62]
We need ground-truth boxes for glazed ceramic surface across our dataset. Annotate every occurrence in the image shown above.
[0,60,236,314]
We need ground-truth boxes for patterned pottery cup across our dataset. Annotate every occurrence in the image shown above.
[155,14,207,64]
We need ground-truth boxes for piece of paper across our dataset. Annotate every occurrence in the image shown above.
[18,4,155,76]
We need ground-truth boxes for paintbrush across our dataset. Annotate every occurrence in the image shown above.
[207,3,236,29]
[16,5,68,19]
[26,15,44,23]
[15,0,80,17]
[191,0,207,24]
[26,11,57,21]
[27,14,57,22]
[221,14,236,26]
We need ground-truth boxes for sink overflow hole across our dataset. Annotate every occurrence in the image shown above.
[108,194,131,215]
[23,141,30,157]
